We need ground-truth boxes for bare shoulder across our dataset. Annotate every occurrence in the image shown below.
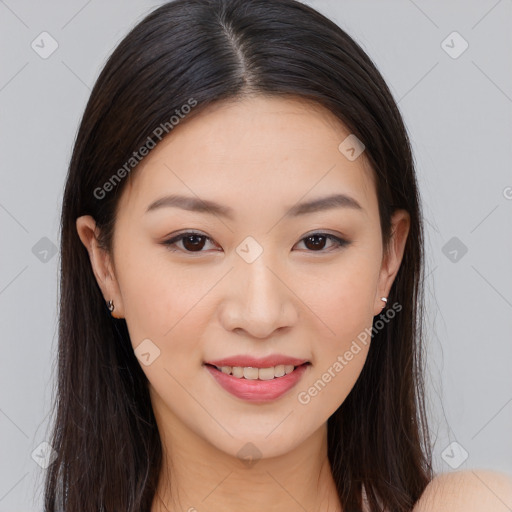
[413,469,512,512]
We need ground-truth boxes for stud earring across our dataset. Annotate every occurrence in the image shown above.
[107,299,123,319]
[380,297,388,308]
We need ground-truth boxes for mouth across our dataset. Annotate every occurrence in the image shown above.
[203,361,311,402]
[204,362,310,380]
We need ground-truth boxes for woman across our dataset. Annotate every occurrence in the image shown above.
[43,0,512,510]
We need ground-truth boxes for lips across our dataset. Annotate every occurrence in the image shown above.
[204,358,311,403]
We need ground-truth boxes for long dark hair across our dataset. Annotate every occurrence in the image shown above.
[43,0,433,510]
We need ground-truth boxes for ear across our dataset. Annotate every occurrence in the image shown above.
[76,215,125,319]
[373,209,410,316]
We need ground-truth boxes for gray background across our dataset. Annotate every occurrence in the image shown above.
[1,0,511,509]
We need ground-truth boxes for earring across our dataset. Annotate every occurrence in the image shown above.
[107,300,115,312]
[380,297,387,308]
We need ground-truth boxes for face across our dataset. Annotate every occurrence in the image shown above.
[77,95,409,460]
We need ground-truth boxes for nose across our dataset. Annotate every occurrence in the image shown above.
[218,255,299,339]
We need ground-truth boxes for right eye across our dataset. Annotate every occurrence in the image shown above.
[161,231,219,253]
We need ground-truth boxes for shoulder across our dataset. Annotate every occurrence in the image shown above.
[413,469,512,511]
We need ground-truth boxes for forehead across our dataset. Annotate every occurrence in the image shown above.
[118,95,377,218]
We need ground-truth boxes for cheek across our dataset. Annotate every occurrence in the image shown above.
[119,257,211,407]
[298,252,380,341]
[293,251,379,410]
[295,279,374,418]
[116,243,211,354]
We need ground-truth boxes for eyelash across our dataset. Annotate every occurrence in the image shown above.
[161,231,350,254]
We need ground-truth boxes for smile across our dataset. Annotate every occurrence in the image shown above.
[209,364,297,380]
[204,362,311,402]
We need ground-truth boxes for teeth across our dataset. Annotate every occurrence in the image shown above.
[231,366,244,378]
[258,367,275,381]
[243,367,259,380]
[274,365,285,377]
[215,364,300,380]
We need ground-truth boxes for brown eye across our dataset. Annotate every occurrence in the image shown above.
[296,233,349,252]
[303,234,329,251]
[163,232,216,253]
[181,234,207,251]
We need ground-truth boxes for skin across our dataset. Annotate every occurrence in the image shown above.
[414,470,512,511]
[76,95,411,511]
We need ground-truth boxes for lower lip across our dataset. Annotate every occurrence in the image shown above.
[205,363,310,402]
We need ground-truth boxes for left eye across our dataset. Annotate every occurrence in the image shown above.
[162,231,350,254]
[296,233,349,252]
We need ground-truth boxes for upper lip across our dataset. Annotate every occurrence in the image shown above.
[205,355,309,368]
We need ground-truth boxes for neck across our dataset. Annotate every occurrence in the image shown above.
[150,403,341,512]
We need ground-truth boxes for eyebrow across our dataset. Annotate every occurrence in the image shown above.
[145,193,363,219]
